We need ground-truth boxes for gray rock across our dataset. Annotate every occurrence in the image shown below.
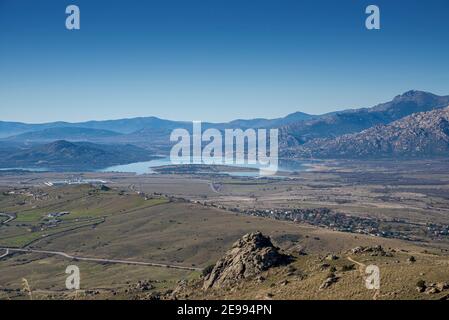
[203,232,293,290]
[319,274,339,290]
[425,287,440,295]
[436,282,449,291]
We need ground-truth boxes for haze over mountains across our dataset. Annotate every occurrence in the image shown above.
[0,111,316,139]
[0,140,155,171]
[1,90,449,170]
[5,127,122,143]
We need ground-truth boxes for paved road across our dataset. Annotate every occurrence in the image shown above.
[0,213,15,225]
[0,247,201,271]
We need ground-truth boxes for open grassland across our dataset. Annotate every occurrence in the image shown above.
[0,253,192,300]
[0,161,448,300]
[1,183,438,299]
[0,185,168,247]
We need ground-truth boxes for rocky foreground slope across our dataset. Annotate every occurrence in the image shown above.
[11,232,448,300]
[169,232,449,300]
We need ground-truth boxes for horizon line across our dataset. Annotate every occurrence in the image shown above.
[0,89,445,125]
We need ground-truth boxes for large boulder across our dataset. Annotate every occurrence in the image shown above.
[349,245,393,257]
[203,232,293,289]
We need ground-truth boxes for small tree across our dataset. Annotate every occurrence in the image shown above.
[416,280,426,288]
[202,264,215,277]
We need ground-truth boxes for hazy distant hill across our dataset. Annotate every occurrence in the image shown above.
[0,140,155,171]
[292,106,449,159]
[280,91,449,147]
[225,112,316,128]
[4,127,122,142]
[0,112,316,139]
[0,117,185,138]
[0,112,316,154]
[2,90,449,161]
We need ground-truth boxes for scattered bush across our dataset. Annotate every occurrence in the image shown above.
[202,264,215,277]
[341,264,356,272]
[416,280,426,288]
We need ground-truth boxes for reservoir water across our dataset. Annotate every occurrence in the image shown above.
[99,157,311,177]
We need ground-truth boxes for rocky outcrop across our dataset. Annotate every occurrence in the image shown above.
[349,245,393,257]
[417,280,449,295]
[203,232,293,289]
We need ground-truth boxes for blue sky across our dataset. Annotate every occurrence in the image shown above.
[1,0,448,123]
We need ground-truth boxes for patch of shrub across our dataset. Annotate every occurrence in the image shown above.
[341,264,356,272]
[202,264,215,277]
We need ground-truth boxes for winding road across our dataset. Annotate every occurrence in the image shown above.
[209,181,223,193]
[0,247,201,271]
[0,213,15,225]
[0,249,9,259]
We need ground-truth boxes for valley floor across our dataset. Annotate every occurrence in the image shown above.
[0,159,448,299]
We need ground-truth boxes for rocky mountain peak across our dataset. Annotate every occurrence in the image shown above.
[232,231,273,250]
[203,232,293,290]
[392,90,437,103]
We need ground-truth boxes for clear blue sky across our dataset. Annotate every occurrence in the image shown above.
[1,0,448,123]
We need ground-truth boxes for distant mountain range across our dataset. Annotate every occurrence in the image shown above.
[0,110,317,155]
[0,110,318,155]
[0,111,316,139]
[1,90,449,168]
[4,127,122,143]
[290,106,449,159]
[279,90,449,147]
[0,117,181,138]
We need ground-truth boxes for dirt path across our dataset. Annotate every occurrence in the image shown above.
[347,256,366,268]
[347,256,380,300]
[0,249,9,259]
[0,213,15,225]
[0,247,202,271]
[209,182,222,193]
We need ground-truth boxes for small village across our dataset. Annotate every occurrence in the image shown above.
[194,200,449,242]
